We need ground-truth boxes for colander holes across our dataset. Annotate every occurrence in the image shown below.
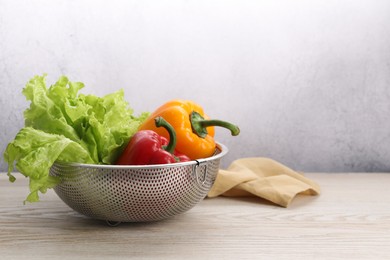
[50,157,222,222]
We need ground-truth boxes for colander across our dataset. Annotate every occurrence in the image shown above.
[49,143,227,224]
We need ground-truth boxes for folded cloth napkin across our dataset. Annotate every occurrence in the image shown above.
[207,157,321,207]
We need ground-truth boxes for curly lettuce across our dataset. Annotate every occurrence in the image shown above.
[4,75,148,203]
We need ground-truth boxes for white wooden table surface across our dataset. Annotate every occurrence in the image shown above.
[1,173,389,259]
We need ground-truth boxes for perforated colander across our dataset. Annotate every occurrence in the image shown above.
[49,143,227,224]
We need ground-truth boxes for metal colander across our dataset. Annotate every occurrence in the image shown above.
[49,143,227,223]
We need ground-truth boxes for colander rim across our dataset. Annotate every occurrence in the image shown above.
[53,142,228,169]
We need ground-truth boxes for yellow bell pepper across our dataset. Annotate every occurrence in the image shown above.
[138,100,240,160]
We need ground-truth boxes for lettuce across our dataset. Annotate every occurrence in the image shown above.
[4,75,149,203]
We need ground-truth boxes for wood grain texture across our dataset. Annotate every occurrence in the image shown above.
[1,173,389,259]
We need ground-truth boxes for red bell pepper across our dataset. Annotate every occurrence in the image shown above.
[116,117,190,165]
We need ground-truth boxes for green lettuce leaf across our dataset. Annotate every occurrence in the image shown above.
[4,75,148,202]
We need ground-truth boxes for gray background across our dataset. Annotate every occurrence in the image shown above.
[1,0,390,172]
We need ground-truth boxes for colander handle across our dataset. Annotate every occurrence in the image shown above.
[194,160,208,186]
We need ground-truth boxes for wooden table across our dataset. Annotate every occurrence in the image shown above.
[1,173,389,259]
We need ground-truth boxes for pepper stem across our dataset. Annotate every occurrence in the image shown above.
[154,116,177,154]
[190,111,240,138]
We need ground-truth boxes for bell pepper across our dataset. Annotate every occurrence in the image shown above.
[116,117,190,165]
[138,100,240,160]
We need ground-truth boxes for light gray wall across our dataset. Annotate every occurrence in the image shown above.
[1,0,390,172]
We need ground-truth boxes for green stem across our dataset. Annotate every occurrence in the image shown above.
[190,111,240,138]
[154,117,177,154]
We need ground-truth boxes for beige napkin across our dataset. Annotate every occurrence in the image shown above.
[207,157,321,207]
